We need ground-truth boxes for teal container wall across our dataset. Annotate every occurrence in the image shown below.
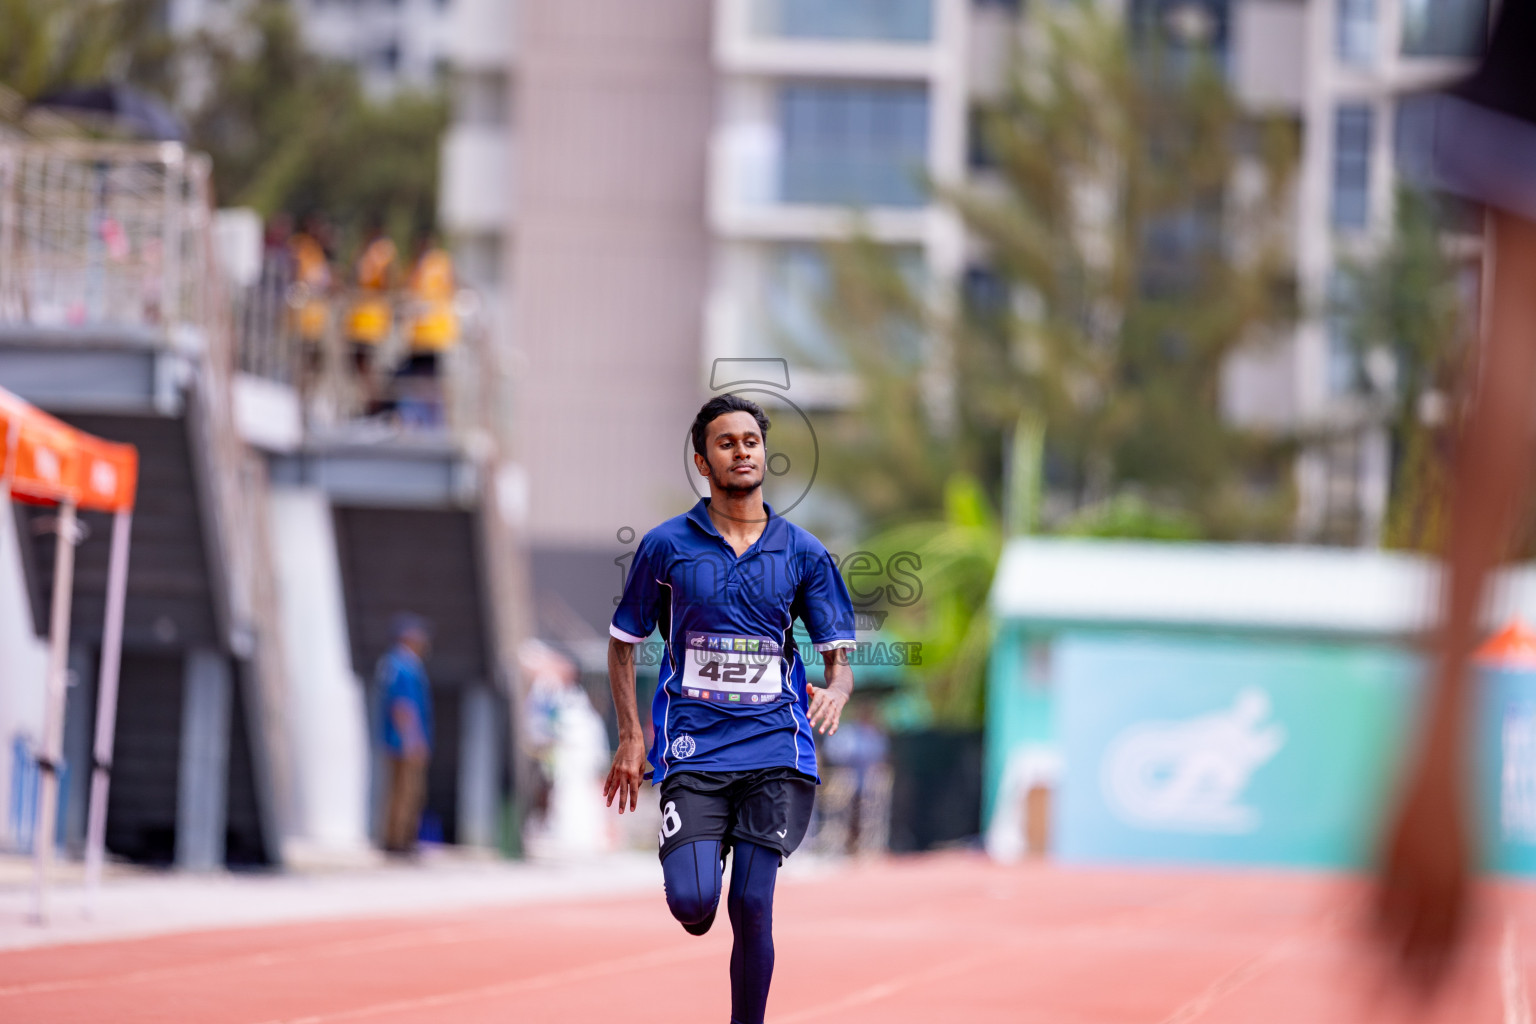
[985,623,1536,871]
[983,623,1055,825]
[1476,667,1536,874]
[1049,634,1419,868]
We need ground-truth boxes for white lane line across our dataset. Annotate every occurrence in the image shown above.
[0,922,496,998]
[772,949,1008,1024]
[1503,918,1531,1024]
[1156,904,1353,1024]
[247,944,718,1024]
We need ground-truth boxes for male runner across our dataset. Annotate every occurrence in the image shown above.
[604,394,857,1024]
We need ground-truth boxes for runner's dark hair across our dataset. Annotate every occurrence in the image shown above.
[692,395,771,457]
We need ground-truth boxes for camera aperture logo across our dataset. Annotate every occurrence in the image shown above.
[611,358,924,669]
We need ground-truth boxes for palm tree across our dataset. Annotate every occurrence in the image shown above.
[1334,188,1471,552]
[0,0,172,104]
[806,2,1300,725]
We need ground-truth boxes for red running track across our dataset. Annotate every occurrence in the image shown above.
[1,854,1532,1023]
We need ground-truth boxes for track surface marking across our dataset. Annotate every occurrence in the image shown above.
[1,854,1532,1023]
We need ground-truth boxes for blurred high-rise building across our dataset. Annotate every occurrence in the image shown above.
[168,0,458,96]
[177,0,1494,641]
[440,0,1490,642]
[1221,0,1488,544]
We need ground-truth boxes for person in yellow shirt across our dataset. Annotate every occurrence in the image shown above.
[289,220,332,345]
[396,236,460,426]
[346,223,398,409]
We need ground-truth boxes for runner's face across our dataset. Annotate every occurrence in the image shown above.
[696,411,765,497]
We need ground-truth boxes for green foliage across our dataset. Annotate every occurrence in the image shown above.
[0,0,172,102]
[862,476,1003,726]
[0,1,448,252]
[182,2,448,249]
[947,2,1298,537]
[809,3,1301,725]
[1058,494,1201,540]
[788,234,961,525]
[1334,189,1467,551]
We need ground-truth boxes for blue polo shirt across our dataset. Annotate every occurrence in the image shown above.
[377,646,433,755]
[610,498,857,783]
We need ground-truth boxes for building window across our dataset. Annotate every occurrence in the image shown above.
[1336,0,1376,65]
[1130,0,1230,70]
[779,82,930,209]
[1402,0,1488,58]
[1326,273,1364,396]
[967,104,997,172]
[375,42,401,73]
[760,244,926,366]
[753,0,934,43]
[1331,105,1373,231]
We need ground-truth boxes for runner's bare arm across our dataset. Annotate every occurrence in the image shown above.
[604,637,647,814]
[1377,211,1536,984]
[809,647,853,736]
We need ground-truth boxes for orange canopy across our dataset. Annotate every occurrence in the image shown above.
[0,387,137,513]
[1476,618,1536,669]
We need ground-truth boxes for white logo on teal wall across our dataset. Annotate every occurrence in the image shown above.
[1101,688,1285,835]
[1502,704,1536,841]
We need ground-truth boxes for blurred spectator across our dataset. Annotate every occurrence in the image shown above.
[821,702,891,856]
[396,236,459,427]
[376,614,434,857]
[521,641,612,858]
[288,215,333,379]
[345,222,397,411]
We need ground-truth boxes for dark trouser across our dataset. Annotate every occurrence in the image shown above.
[384,754,428,852]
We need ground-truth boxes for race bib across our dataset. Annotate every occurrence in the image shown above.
[680,632,784,705]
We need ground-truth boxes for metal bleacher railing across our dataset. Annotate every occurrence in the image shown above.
[0,140,213,338]
[0,136,530,864]
[0,137,294,859]
[230,245,500,449]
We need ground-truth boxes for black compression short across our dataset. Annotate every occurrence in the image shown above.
[657,766,816,862]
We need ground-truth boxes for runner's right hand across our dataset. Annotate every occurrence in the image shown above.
[603,736,648,814]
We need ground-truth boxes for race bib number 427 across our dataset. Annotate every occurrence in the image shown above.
[681,632,784,705]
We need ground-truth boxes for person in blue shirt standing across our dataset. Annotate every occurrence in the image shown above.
[605,394,857,1024]
[378,614,434,856]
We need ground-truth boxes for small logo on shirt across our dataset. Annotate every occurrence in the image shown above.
[776,829,788,838]
[671,734,697,760]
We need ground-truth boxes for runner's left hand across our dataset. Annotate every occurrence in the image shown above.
[808,685,848,736]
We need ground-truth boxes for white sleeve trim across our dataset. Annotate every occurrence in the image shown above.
[609,623,648,644]
[813,638,857,652]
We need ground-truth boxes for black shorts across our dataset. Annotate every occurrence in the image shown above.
[657,766,816,862]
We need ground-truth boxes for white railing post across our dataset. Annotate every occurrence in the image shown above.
[83,509,133,911]
[31,499,79,925]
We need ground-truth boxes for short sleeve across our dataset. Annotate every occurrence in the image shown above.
[381,660,413,711]
[1432,3,1536,221]
[792,547,857,651]
[611,533,667,643]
